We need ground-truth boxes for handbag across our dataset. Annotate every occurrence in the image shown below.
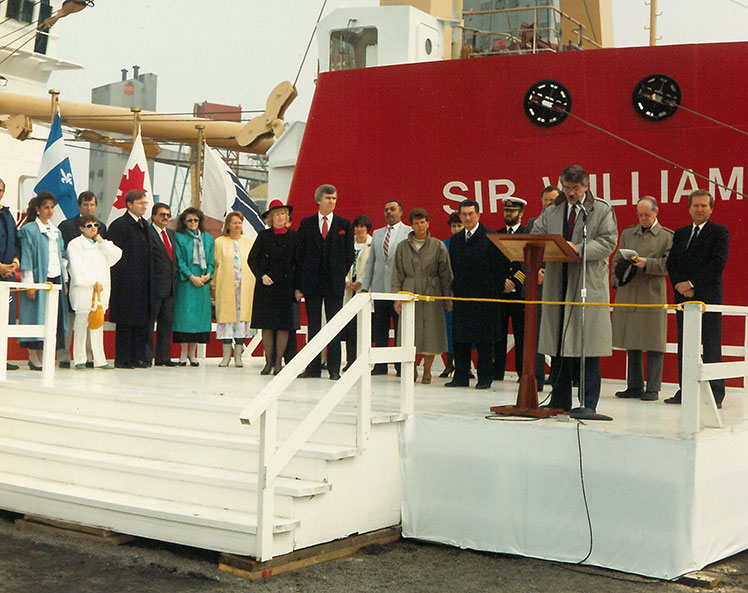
[88,285,105,330]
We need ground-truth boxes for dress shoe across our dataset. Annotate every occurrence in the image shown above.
[177,361,187,367]
[115,362,134,369]
[370,367,388,376]
[28,361,42,371]
[640,390,659,401]
[260,363,272,376]
[298,370,321,378]
[445,379,469,388]
[272,366,283,376]
[438,367,453,378]
[96,364,115,370]
[134,361,151,369]
[615,387,645,399]
[475,382,492,390]
[664,390,681,405]
[421,371,432,385]
[74,363,86,370]
[189,360,199,367]
[58,361,71,369]
[6,362,18,371]
[85,362,95,368]
[467,371,475,379]
[329,372,341,380]
[155,360,178,367]
[342,361,354,373]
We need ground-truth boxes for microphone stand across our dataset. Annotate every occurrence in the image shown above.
[570,197,612,421]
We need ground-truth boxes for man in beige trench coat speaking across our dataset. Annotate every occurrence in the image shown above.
[611,196,673,402]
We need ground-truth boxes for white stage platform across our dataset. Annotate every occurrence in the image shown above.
[0,358,746,578]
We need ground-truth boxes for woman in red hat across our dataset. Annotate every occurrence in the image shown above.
[247,200,299,375]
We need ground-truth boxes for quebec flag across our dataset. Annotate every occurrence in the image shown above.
[202,144,265,238]
[34,111,78,222]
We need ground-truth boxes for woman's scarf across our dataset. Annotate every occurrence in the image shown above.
[187,228,207,268]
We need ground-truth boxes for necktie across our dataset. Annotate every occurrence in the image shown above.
[466,230,472,240]
[687,225,700,251]
[321,216,329,239]
[508,227,514,234]
[383,225,393,258]
[162,229,173,260]
[567,205,577,238]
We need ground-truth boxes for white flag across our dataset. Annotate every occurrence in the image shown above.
[202,144,265,238]
[107,130,153,224]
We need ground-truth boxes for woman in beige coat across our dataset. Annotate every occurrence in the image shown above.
[213,211,256,367]
[392,208,453,384]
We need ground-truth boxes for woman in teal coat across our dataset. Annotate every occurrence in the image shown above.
[18,192,69,370]
[172,207,214,366]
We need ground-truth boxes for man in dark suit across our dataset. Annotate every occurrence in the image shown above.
[494,197,527,382]
[147,202,177,366]
[446,199,508,389]
[108,190,156,369]
[295,184,355,380]
[57,190,108,368]
[58,191,108,248]
[0,178,19,370]
[666,189,730,407]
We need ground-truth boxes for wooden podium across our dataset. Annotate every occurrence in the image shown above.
[487,234,580,418]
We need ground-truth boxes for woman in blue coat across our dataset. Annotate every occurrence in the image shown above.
[172,208,214,366]
[18,192,69,370]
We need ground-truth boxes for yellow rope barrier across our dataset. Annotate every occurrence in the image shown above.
[9,281,55,293]
[395,292,707,313]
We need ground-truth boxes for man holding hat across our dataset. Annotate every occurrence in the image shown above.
[611,197,673,401]
[494,197,528,382]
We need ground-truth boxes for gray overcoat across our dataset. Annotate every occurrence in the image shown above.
[611,222,673,352]
[391,232,453,354]
[530,193,618,357]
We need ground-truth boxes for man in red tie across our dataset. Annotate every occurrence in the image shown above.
[530,165,618,412]
[296,184,355,380]
[147,202,178,366]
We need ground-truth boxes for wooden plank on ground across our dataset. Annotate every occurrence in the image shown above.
[17,515,135,545]
[219,526,401,580]
[676,571,724,589]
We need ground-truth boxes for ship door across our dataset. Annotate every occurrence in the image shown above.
[416,23,440,62]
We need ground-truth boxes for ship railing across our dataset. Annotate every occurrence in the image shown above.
[0,281,61,383]
[462,5,602,54]
[239,292,415,561]
[679,302,748,438]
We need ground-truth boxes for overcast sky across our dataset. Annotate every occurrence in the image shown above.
[45,0,748,199]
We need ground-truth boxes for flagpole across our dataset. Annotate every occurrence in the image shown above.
[48,89,59,121]
[130,107,141,142]
[191,124,205,209]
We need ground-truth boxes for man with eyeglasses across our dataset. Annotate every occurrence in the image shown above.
[530,165,618,412]
[147,202,177,366]
[108,190,156,369]
[57,191,108,368]
[0,178,19,370]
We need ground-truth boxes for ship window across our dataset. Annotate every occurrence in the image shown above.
[330,27,378,71]
[6,0,35,24]
[34,1,52,55]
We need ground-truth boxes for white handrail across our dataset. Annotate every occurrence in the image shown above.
[679,302,748,438]
[243,292,416,561]
[0,281,62,383]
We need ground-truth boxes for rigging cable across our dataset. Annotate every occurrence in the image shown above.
[0,26,40,66]
[292,0,328,89]
[651,96,748,140]
[533,98,748,200]
[724,0,748,10]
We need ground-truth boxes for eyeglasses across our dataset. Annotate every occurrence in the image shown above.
[83,223,99,229]
[185,218,199,223]
[158,212,171,218]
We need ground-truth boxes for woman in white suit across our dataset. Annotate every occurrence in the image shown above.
[67,214,122,369]
[342,215,372,371]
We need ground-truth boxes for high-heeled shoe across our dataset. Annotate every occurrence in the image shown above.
[260,363,272,375]
[272,365,282,375]
[189,359,199,367]
[28,361,42,371]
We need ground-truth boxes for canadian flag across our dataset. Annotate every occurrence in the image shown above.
[107,130,153,224]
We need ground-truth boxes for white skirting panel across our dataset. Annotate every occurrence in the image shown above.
[399,414,748,579]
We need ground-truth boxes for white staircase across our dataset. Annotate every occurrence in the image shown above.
[0,373,404,558]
